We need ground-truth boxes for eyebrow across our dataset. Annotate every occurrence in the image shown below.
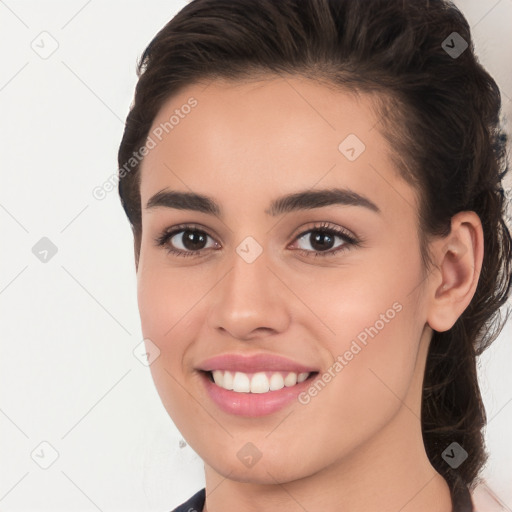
[145,187,380,217]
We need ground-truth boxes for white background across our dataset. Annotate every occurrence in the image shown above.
[1,1,511,510]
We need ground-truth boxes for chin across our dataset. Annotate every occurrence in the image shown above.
[205,452,316,485]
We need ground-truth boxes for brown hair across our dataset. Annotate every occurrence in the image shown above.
[118,0,511,500]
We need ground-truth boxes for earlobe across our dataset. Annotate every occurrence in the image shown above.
[426,211,484,332]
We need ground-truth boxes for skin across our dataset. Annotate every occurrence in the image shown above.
[135,76,483,512]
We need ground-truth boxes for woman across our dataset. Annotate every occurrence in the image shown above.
[117,1,511,511]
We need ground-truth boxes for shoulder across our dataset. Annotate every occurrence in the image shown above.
[167,482,510,512]
[169,488,205,512]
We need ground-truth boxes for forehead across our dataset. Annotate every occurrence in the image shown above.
[139,76,417,219]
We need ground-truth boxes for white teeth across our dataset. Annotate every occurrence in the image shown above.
[212,370,224,387]
[284,372,297,387]
[250,372,270,393]
[223,370,234,390]
[297,372,309,383]
[269,372,285,391]
[209,370,311,393]
[232,372,251,392]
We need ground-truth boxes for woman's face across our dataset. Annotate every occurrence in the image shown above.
[136,76,433,483]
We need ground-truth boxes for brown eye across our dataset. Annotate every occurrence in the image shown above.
[289,223,358,257]
[298,230,339,252]
[155,225,220,257]
[176,229,209,251]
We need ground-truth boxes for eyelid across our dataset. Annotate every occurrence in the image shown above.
[289,221,357,244]
[154,222,217,245]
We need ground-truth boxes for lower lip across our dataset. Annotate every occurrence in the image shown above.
[198,371,317,417]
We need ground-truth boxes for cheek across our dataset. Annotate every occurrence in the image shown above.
[137,252,203,339]
[330,301,418,402]
[306,250,424,426]
[137,260,185,387]
[136,262,208,429]
[293,299,420,466]
[136,255,216,394]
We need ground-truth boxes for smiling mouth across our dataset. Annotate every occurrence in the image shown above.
[202,369,319,394]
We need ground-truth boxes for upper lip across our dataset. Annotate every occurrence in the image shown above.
[196,353,319,374]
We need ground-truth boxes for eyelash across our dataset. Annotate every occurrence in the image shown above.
[154,221,360,259]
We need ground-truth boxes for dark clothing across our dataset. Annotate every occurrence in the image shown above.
[170,484,474,511]
[171,488,205,512]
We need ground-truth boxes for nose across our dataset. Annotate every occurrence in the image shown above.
[207,245,291,341]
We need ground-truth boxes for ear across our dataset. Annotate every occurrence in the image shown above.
[426,211,484,332]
